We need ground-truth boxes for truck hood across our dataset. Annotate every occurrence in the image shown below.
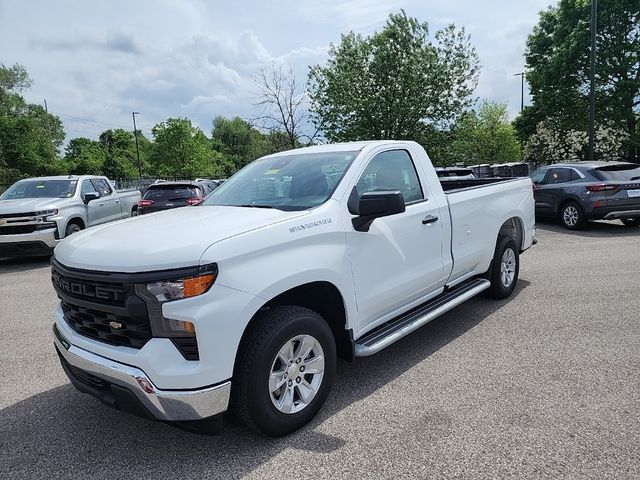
[0,198,68,215]
[54,205,307,272]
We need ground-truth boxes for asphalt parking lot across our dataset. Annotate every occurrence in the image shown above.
[1,220,639,479]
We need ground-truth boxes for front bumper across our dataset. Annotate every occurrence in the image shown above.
[54,324,231,422]
[0,227,58,253]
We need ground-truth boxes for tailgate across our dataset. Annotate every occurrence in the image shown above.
[605,182,640,208]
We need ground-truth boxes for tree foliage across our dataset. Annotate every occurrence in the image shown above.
[519,0,640,162]
[308,10,479,142]
[422,102,521,166]
[0,63,66,184]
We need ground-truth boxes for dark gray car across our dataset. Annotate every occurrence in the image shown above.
[530,162,640,229]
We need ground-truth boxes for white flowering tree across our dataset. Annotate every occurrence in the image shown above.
[524,121,629,164]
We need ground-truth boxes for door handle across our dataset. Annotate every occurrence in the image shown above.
[422,215,439,225]
[114,199,120,203]
[99,202,104,207]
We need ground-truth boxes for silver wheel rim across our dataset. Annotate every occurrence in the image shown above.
[269,334,325,414]
[500,248,516,288]
[563,205,579,226]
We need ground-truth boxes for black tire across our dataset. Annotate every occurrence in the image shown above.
[486,236,520,299]
[560,201,587,230]
[65,222,83,237]
[621,218,640,227]
[233,306,336,437]
[131,207,138,217]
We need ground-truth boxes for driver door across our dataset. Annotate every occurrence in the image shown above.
[81,180,106,227]
[345,149,447,336]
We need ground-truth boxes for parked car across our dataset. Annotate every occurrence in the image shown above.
[137,180,216,215]
[530,161,640,229]
[51,140,535,436]
[0,175,141,256]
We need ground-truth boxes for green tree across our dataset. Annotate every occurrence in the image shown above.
[63,137,106,175]
[99,129,142,179]
[520,0,640,162]
[150,118,221,178]
[211,116,268,170]
[0,63,66,183]
[308,10,479,142]
[452,102,521,165]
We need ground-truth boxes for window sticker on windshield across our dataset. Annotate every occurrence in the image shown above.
[36,184,45,189]
[264,169,279,175]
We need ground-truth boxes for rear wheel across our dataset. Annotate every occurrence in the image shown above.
[621,218,640,227]
[131,207,138,217]
[560,201,587,230]
[486,236,519,299]
[233,306,336,437]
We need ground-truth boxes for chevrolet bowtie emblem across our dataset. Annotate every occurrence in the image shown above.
[109,321,123,330]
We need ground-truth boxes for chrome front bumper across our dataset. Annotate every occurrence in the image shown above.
[0,227,58,248]
[53,324,230,421]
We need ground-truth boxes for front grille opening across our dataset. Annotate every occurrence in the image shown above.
[61,301,152,348]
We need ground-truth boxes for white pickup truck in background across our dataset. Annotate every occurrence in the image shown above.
[0,175,141,256]
[51,141,535,436]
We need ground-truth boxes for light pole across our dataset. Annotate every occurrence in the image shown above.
[514,72,525,114]
[588,0,598,161]
[132,112,142,178]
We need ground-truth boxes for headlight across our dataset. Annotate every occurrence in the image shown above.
[146,273,216,302]
[35,209,58,220]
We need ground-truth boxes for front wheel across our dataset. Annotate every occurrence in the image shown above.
[64,222,82,237]
[233,306,336,436]
[621,218,640,227]
[486,236,520,299]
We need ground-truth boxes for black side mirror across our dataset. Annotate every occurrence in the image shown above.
[83,192,100,204]
[352,191,405,232]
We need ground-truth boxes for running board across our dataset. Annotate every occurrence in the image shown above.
[354,278,491,357]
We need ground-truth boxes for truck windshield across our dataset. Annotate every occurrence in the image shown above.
[203,151,358,211]
[0,179,78,200]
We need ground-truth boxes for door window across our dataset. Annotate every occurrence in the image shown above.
[91,179,113,196]
[548,168,572,184]
[81,180,99,196]
[356,150,424,203]
[530,169,548,185]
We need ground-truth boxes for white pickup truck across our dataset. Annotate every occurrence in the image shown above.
[0,175,140,256]
[51,141,535,436]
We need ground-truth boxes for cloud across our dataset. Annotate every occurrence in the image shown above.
[29,32,141,55]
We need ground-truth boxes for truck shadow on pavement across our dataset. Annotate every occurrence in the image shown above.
[535,218,640,238]
[0,255,51,274]
[0,281,530,479]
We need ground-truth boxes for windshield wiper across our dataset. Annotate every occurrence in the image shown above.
[237,204,275,209]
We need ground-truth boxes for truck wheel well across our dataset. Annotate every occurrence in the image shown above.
[66,217,85,230]
[499,217,524,251]
[238,282,353,364]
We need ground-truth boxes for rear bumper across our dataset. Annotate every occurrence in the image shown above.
[53,323,231,422]
[602,209,640,220]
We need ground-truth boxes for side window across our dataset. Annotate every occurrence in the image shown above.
[530,169,547,184]
[91,179,113,196]
[81,180,99,196]
[548,168,572,184]
[570,169,580,181]
[356,150,424,203]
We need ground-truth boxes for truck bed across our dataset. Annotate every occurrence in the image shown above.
[439,177,519,193]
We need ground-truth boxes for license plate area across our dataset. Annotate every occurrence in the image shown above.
[627,189,640,198]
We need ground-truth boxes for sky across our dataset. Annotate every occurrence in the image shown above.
[0,0,553,143]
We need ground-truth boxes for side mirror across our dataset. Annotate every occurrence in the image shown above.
[83,192,100,204]
[352,191,405,232]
